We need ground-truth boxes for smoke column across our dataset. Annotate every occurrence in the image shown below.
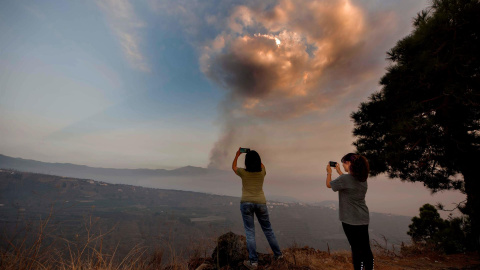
[201,0,367,169]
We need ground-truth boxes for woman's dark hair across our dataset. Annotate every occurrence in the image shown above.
[245,150,262,172]
[341,153,370,182]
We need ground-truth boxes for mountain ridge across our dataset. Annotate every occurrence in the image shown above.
[0,153,215,173]
[0,153,229,185]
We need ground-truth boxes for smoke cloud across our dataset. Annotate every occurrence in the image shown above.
[202,0,369,168]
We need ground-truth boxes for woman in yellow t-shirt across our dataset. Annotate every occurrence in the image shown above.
[232,148,282,269]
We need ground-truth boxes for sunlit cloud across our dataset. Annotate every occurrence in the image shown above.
[96,0,150,72]
[202,0,366,116]
[201,0,368,168]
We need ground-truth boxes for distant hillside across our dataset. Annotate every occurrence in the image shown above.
[0,153,234,194]
[0,169,412,261]
[0,154,218,177]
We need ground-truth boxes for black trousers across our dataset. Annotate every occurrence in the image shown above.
[342,222,374,270]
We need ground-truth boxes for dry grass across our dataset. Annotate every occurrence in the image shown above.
[279,247,352,269]
[0,208,212,270]
[1,213,479,270]
[0,214,153,270]
[269,242,480,270]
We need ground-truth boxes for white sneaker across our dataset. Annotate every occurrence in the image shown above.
[243,260,258,269]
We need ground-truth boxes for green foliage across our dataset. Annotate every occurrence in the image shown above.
[352,0,480,191]
[439,216,471,254]
[408,204,445,243]
[408,204,472,254]
[351,0,480,249]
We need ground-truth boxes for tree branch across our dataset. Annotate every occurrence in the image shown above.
[437,199,467,212]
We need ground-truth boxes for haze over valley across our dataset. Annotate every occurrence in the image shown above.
[0,169,411,258]
[0,153,465,219]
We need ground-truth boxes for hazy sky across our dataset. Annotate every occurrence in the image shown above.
[0,0,466,216]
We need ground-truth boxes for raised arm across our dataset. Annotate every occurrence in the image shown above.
[335,163,343,176]
[232,148,242,174]
[326,163,342,188]
[326,164,333,188]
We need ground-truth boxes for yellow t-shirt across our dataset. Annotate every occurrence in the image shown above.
[236,167,267,204]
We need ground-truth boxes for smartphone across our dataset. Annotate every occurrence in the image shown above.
[240,148,251,153]
[329,161,337,167]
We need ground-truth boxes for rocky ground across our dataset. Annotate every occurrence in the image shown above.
[189,232,480,270]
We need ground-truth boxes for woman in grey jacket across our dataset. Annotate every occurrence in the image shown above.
[326,153,374,270]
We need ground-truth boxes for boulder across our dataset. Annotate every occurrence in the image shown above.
[211,231,248,268]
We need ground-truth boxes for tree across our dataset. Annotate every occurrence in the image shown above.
[408,204,445,243]
[408,204,472,254]
[351,0,480,250]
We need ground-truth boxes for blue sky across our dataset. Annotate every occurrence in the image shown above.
[0,0,466,215]
[1,0,223,168]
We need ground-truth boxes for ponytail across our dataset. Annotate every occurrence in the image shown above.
[341,153,370,182]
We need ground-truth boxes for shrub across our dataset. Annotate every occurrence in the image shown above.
[407,203,473,254]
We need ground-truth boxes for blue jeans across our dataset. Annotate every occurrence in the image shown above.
[240,202,282,262]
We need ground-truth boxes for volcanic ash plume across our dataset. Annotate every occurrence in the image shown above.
[202,0,366,169]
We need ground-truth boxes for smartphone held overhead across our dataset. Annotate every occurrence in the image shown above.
[240,148,251,153]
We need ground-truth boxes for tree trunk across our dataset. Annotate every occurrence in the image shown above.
[461,166,480,252]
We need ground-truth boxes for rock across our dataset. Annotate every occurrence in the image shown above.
[211,231,248,268]
[195,263,216,270]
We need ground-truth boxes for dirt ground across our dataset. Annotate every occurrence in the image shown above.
[373,252,480,270]
[268,248,480,270]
